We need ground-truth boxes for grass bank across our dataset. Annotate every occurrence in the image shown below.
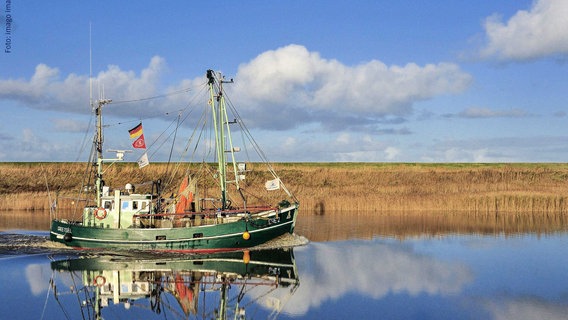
[1,162,568,215]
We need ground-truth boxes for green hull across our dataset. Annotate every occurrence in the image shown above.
[50,204,298,252]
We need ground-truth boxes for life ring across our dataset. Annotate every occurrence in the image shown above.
[94,275,106,287]
[95,208,107,220]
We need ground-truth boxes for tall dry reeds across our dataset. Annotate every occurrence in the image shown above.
[281,163,568,216]
[2,163,568,216]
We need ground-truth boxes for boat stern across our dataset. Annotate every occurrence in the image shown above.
[279,201,300,234]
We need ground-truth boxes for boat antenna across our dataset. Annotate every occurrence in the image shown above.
[89,22,93,111]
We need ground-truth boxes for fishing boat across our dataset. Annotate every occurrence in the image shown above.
[49,248,299,319]
[49,69,299,252]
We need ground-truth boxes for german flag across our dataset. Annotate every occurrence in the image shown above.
[128,123,143,139]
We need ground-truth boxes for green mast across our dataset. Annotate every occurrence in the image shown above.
[207,70,240,211]
[207,70,228,210]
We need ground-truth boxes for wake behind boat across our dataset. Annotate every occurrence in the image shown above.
[50,70,299,252]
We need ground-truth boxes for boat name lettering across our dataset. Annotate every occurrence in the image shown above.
[57,226,71,233]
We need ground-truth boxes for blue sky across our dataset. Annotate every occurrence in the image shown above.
[1,0,568,162]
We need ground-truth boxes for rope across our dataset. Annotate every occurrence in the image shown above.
[110,87,192,105]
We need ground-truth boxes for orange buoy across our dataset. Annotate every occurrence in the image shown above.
[242,231,250,240]
[95,208,107,220]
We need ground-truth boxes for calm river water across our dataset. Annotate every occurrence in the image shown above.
[1,210,568,320]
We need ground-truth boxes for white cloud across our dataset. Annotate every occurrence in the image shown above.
[235,45,472,124]
[22,128,38,144]
[0,46,470,133]
[52,118,89,133]
[257,130,407,162]
[480,0,568,61]
[456,107,528,118]
[439,147,510,163]
[94,56,165,103]
[385,146,401,160]
[421,135,568,163]
[335,132,351,144]
[0,56,168,114]
[0,47,473,161]
[486,299,568,320]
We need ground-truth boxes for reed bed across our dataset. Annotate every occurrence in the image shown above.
[2,163,568,217]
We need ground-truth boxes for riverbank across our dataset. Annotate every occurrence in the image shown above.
[1,162,568,215]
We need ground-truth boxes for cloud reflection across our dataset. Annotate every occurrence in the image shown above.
[486,298,568,320]
[274,241,473,315]
[25,263,52,296]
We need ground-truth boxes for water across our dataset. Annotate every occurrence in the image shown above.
[1,211,568,319]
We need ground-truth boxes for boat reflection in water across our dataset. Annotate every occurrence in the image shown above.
[49,248,299,319]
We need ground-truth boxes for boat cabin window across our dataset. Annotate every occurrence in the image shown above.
[103,200,112,210]
[118,200,149,212]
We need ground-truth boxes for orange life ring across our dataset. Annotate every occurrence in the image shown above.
[95,207,107,220]
[94,275,106,287]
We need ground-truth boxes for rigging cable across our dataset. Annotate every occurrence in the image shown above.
[162,83,212,191]
[109,87,192,105]
[163,112,181,181]
[224,87,298,202]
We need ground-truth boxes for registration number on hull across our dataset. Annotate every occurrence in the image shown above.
[57,226,71,233]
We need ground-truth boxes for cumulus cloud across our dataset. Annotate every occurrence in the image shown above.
[486,299,568,320]
[0,56,169,115]
[479,0,568,61]
[235,45,472,129]
[385,146,401,160]
[0,46,470,133]
[52,118,90,132]
[450,107,529,118]
[422,135,568,162]
[440,147,503,163]
[257,129,407,162]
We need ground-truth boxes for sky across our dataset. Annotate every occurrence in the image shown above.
[1,0,568,162]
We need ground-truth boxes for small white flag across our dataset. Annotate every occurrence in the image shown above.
[137,152,150,168]
[265,178,280,191]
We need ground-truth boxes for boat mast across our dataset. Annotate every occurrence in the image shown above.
[207,70,240,210]
[94,98,112,207]
[207,70,228,209]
